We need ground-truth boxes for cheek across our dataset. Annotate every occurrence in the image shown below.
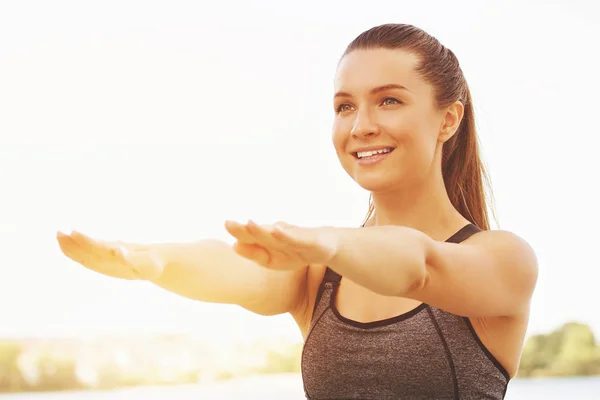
[409,138,436,169]
[331,125,355,172]
[385,120,438,173]
[392,111,438,152]
[406,131,439,173]
[331,121,347,154]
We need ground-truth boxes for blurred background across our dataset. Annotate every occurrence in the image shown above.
[1,0,599,398]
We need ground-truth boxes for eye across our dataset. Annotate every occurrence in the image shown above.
[381,97,402,106]
[335,103,354,113]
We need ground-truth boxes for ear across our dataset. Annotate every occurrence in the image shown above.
[438,101,464,143]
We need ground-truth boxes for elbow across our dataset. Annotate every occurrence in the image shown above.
[399,232,434,297]
[398,260,428,297]
[386,258,429,298]
[386,260,428,298]
[410,265,429,293]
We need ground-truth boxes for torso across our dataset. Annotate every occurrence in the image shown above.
[294,248,526,380]
[291,225,529,399]
[299,269,527,377]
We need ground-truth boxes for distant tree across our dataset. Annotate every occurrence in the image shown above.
[256,343,303,374]
[34,351,83,391]
[0,341,24,392]
[518,322,600,377]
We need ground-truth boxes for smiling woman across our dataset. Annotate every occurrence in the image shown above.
[57,23,537,400]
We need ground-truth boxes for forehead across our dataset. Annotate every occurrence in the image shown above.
[334,48,426,94]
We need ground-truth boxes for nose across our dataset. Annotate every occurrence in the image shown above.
[350,108,379,138]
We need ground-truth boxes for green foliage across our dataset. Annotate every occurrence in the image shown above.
[2,322,600,393]
[34,351,83,391]
[518,322,600,377]
[0,341,24,392]
[255,342,303,374]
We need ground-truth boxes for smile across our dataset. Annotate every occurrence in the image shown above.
[351,147,395,166]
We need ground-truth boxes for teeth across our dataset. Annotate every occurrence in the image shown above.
[356,148,392,159]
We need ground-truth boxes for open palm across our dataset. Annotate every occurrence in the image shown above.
[56,231,164,280]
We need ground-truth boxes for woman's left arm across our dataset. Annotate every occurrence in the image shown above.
[327,226,538,318]
[225,221,538,318]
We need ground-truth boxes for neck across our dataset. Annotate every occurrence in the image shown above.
[369,171,469,241]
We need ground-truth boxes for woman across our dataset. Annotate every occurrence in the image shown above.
[57,24,537,399]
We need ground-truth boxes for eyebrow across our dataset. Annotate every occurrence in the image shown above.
[334,83,411,99]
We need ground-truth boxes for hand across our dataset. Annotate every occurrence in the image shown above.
[224,220,339,270]
[56,231,165,281]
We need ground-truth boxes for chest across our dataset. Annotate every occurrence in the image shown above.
[334,278,424,324]
[300,283,508,400]
[301,307,457,399]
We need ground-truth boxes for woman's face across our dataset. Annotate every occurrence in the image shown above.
[332,48,449,193]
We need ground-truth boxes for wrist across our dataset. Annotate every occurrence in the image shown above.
[146,243,176,282]
[322,226,351,267]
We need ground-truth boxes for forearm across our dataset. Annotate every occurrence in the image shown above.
[326,226,430,297]
[149,239,290,311]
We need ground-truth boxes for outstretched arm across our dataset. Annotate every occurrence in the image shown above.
[226,222,538,318]
[151,239,308,315]
[327,226,538,318]
[57,231,308,316]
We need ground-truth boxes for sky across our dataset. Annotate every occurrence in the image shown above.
[0,0,599,345]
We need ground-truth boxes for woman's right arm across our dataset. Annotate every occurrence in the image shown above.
[151,239,308,316]
[56,232,308,317]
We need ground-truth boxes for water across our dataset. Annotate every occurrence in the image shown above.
[1,374,599,399]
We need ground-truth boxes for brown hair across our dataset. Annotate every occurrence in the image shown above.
[344,24,495,230]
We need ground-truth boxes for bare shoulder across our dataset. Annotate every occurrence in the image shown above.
[418,227,538,318]
[466,228,535,253]
[290,263,328,338]
[465,229,538,289]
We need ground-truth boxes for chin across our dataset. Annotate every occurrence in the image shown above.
[352,172,400,193]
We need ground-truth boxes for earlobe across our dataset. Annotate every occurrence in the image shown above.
[437,122,457,144]
[438,127,457,143]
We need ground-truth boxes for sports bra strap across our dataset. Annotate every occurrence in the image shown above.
[445,223,482,244]
[322,267,342,283]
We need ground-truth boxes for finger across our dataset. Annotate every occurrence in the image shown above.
[57,231,137,279]
[271,224,308,247]
[69,230,103,253]
[70,231,124,261]
[106,239,148,252]
[56,231,104,269]
[234,242,298,270]
[272,225,338,264]
[246,220,289,251]
[57,231,84,261]
[233,242,270,266]
[225,220,258,244]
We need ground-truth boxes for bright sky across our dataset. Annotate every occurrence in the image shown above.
[1,0,599,345]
